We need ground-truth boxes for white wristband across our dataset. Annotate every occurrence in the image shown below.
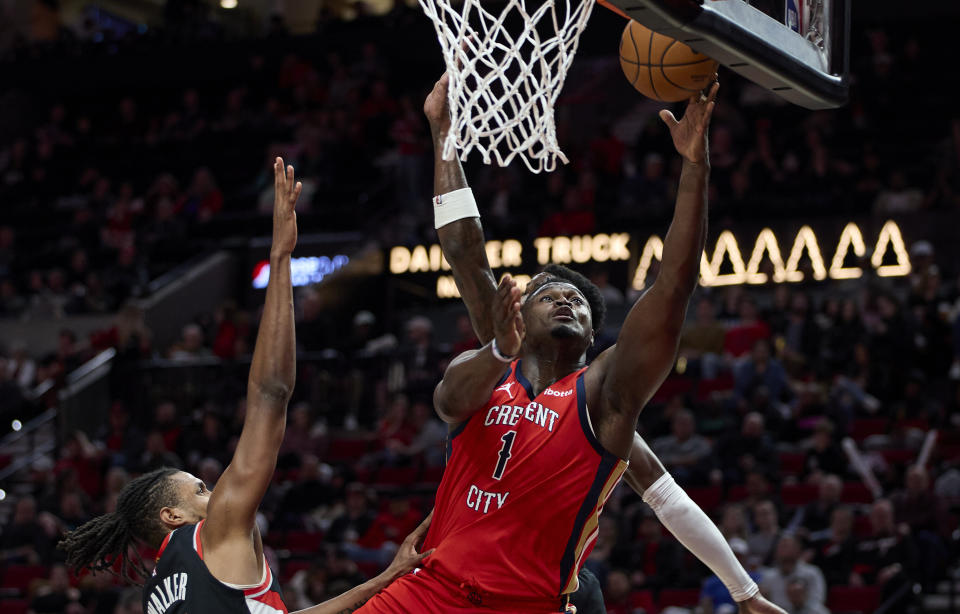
[490,339,515,363]
[433,187,480,229]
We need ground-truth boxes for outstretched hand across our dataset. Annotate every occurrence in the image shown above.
[272,157,301,258]
[659,79,719,165]
[493,274,525,358]
[424,72,452,138]
[383,511,435,581]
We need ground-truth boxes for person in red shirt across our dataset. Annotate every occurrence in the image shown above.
[366,70,785,614]
[724,297,772,358]
[359,499,423,551]
[358,68,776,614]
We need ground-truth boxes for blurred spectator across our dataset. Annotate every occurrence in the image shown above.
[801,420,846,482]
[90,302,153,358]
[780,292,821,375]
[169,323,212,361]
[176,167,223,221]
[102,466,130,512]
[892,465,948,536]
[54,431,103,499]
[0,496,51,564]
[651,409,714,486]
[5,341,37,389]
[391,316,444,398]
[153,401,183,453]
[383,398,446,467]
[212,301,251,359]
[181,411,229,468]
[852,499,918,600]
[602,568,651,614]
[679,297,726,379]
[747,499,782,569]
[891,465,949,587]
[791,474,842,538]
[589,268,624,308]
[357,498,421,551]
[760,535,827,612]
[785,576,829,614]
[31,563,82,614]
[809,506,857,586]
[280,402,327,467]
[96,403,145,469]
[371,393,415,460]
[733,340,791,422]
[873,170,923,215]
[611,507,684,593]
[538,187,595,237]
[724,298,771,358]
[198,457,224,489]
[113,586,144,614]
[327,483,376,545]
[719,504,750,542]
[277,455,338,529]
[717,412,778,485]
[450,314,480,356]
[140,430,184,472]
[56,329,85,373]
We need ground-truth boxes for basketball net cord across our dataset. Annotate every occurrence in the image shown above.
[418,0,598,173]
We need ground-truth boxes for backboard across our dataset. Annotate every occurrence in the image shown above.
[599,0,849,109]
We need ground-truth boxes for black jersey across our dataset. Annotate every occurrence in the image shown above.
[143,520,287,614]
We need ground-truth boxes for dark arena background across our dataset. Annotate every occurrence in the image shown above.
[1,1,959,613]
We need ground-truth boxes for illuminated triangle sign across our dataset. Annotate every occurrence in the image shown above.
[630,221,912,290]
[871,221,912,277]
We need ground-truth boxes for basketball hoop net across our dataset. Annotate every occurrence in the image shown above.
[417,0,598,173]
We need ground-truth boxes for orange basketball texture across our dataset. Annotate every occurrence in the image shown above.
[619,20,718,102]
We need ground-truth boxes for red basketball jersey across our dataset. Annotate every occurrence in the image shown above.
[422,359,628,602]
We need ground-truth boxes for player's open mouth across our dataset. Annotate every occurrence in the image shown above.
[553,308,575,321]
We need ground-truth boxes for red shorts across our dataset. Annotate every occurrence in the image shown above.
[356,567,567,614]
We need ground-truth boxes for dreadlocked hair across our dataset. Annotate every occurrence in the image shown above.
[539,264,606,333]
[58,467,180,585]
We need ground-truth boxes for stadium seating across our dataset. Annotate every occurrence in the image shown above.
[283,531,327,556]
[827,585,881,614]
[778,451,806,477]
[0,598,29,614]
[686,486,723,514]
[780,483,819,506]
[657,588,701,610]
[0,565,48,595]
[840,482,873,504]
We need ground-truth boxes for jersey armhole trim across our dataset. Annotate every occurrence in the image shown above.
[576,374,620,460]
[193,520,273,596]
[514,360,536,399]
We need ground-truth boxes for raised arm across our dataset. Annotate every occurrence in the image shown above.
[202,158,300,566]
[433,275,524,423]
[588,82,718,456]
[424,72,498,343]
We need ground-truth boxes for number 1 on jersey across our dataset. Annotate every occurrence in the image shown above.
[493,431,516,480]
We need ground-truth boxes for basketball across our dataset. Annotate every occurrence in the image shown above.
[619,20,719,102]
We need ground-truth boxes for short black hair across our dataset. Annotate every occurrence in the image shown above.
[531,264,606,333]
